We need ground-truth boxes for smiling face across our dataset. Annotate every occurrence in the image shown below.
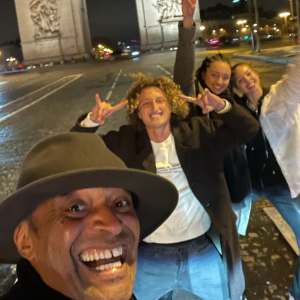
[233,64,261,96]
[138,86,172,132]
[15,187,139,300]
[202,61,231,95]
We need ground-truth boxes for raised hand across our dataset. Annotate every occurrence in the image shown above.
[182,0,196,28]
[179,88,226,114]
[90,94,128,125]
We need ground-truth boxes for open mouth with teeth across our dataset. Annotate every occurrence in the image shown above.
[80,246,125,272]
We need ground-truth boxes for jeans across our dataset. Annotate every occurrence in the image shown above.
[252,189,300,299]
[133,235,230,300]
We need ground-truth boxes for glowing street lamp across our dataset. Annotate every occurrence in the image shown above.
[279,12,290,33]
[237,20,247,25]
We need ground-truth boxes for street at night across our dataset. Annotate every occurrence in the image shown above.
[0,43,298,300]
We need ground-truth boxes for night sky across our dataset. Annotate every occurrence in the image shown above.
[0,0,291,45]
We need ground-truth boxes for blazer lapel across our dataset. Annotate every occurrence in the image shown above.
[172,124,193,182]
[136,130,156,174]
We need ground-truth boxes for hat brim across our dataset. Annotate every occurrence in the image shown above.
[0,168,178,263]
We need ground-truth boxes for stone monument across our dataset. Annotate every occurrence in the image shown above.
[135,0,201,51]
[14,0,92,65]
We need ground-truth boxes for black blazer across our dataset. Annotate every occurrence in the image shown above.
[0,259,137,300]
[72,101,259,300]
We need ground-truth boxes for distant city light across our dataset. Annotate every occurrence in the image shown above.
[220,28,224,32]
[253,24,257,27]
[242,28,247,32]
[279,12,290,18]
[237,20,247,25]
[254,30,258,33]
[244,36,249,40]
[132,51,139,56]
[200,25,206,31]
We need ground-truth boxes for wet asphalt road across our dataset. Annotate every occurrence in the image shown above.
[0,47,297,300]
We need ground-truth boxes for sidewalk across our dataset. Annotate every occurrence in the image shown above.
[233,45,300,64]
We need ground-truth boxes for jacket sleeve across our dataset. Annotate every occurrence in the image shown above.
[260,50,300,145]
[212,101,259,151]
[173,22,196,96]
[70,113,99,133]
[261,51,300,115]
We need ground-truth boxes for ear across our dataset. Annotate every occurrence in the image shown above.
[137,109,141,119]
[14,221,35,261]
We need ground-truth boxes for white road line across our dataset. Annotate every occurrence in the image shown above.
[0,76,75,109]
[156,65,174,78]
[105,69,123,101]
[105,90,113,101]
[0,74,83,124]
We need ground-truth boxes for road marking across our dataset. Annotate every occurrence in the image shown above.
[105,69,123,101]
[156,65,173,78]
[0,75,79,109]
[0,74,83,124]
[105,90,113,101]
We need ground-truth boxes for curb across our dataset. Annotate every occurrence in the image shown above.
[0,69,31,76]
[233,54,293,65]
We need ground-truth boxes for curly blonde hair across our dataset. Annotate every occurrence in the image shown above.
[123,73,189,130]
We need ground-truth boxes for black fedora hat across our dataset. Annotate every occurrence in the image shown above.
[0,133,178,263]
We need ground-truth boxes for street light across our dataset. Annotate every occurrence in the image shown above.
[237,20,247,39]
[200,25,206,31]
[237,20,247,25]
[279,12,291,34]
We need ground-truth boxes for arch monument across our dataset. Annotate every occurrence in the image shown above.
[14,0,92,65]
[135,0,201,51]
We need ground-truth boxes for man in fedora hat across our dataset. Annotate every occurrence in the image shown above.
[0,132,178,300]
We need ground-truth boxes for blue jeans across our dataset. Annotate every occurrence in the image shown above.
[252,189,300,299]
[133,236,230,300]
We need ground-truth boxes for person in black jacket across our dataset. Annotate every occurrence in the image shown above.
[173,0,252,237]
[71,74,259,300]
[0,133,178,300]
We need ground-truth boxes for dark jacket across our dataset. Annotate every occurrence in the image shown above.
[234,89,289,194]
[71,102,259,300]
[173,22,252,204]
[0,259,137,300]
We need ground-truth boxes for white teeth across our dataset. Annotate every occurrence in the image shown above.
[95,261,122,271]
[104,249,112,259]
[99,251,105,259]
[94,252,99,260]
[81,247,123,262]
[112,246,123,257]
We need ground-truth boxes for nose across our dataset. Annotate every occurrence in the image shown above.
[216,77,223,85]
[152,101,160,111]
[88,205,123,236]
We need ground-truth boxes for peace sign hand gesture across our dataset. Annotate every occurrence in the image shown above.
[90,94,128,125]
[180,88,226,114]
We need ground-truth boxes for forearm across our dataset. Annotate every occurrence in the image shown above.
[70,113,100,133]
[262,50,300,113]
[174,21,196,96]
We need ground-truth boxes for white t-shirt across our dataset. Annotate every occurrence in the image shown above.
[144,133,211,243]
